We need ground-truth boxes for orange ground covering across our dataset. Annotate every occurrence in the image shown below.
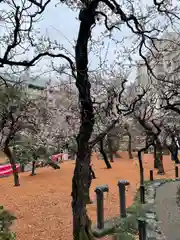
[0,152,177,240]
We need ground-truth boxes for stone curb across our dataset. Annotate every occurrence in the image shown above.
[145,178,180,240]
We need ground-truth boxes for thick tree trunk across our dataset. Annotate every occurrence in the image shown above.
[169,145,175,161]
[170,142,180,164]
[31,161,36,176]
[156,140,165,175]
[72,6,97,240]
[167,145,173,161]
[153,142,158,169]
[99,139,112,169]
[4,145,20,186]
[127,132,133,159]
[107,136,114,162]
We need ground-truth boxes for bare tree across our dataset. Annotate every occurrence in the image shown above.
[90,73,123,165]
[33,81,79,155]
[132,88,165,174]
[124,122,133,159]
[0,0,180,239]
[0,77,38,186]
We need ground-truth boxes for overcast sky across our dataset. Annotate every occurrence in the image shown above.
[1,0,179,86]
[4,0,176,85]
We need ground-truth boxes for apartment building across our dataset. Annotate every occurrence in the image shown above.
[136,32,180,110]
[136,32,180,87]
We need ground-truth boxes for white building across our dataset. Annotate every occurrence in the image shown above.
[136,32,180,87]
[136,32,180,109]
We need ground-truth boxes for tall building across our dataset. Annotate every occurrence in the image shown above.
[136,60,149,87]
[136,32,180,110]
[136,32,180,87]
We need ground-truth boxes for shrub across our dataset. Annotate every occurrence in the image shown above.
[0,205,16,240]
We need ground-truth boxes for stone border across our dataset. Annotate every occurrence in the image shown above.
[145,178,180,240]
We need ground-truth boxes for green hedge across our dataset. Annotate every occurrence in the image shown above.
[0,205,16,240]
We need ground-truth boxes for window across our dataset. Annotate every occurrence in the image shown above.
[157,63,164,73]
[166,60,171,68]
[157,74,164,80]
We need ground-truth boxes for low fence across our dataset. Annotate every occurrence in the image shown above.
[93,165,179,240]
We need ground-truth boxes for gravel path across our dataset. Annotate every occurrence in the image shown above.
[155,181,180,240]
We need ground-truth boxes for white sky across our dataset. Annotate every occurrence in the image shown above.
[1,0,179,85]
[30,2,138,83]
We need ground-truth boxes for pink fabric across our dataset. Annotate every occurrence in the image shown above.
[0,169,13,176]
[0,164,12,171]
[51,153,62,161]
[0,164,20,176]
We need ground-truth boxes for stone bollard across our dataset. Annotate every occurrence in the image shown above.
[138,217,146,240]
[94,184,109,229]
[117,180,130,218]
[175,166,179,178]
[149,169,153,181]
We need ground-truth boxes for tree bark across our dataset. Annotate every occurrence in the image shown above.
[31,161,36,176]
[99,139,112,169]
[107,136,114,162]
[156,140,165,175]
[90,166,96,179]
[174,145,180,164]
[153,142,158,169]
[4,145,20,186]
[138,151,144,185]
[127,132,133,159]
[21,163,25,172]
[71,5,97,240]
[170,141,180,164]
[168,144,175,160]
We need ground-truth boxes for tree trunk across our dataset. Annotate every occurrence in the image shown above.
[153,142,158,169]
[21,163,25,172]
[99,139,112,169]
[31,161,36,176]
[4,145,20,186]
[70,152,76,160]
[174,145,180,164]
[170,142,180,164]
[168,145,174,161]
[127,132,133,159]
[156,140,165,175]
[107,136,114,162]
[90,166,96,179]
[138,151,144,185]
[72,6,97,240]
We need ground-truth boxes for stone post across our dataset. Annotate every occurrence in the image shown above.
[138,217,146,240]
[175,166,179,178]
[94,184,109,229]
[117,180,130,218]
[149,169,153,181]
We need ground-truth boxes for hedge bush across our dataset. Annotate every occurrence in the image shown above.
[0,205,16,240]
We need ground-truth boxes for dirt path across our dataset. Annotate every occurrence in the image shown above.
[0,153,176,240]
